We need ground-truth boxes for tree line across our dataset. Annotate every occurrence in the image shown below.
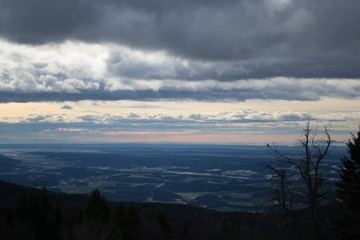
[0,184,282,240]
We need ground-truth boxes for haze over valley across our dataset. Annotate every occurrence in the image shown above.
[0,143,345,211]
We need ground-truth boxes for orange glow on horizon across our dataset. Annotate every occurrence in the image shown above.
[63,133,350,144]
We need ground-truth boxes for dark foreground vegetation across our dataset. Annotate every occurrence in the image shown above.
[0,181,284,240]
[0,180,351,240]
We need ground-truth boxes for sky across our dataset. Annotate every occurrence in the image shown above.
[0,0,360,144]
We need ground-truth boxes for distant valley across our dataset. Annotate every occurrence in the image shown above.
[0,143,346,211]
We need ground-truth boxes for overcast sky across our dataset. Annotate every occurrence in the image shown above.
[0,0,359,143]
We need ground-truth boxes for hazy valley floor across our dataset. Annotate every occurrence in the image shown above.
[0,143,345,211]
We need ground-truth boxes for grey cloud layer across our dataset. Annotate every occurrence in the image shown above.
[2,78,360,102]
[2,109,357,126]
[0,110,319,138]
[1,39,360,103]
[1,0,360,79]
[1,107,358,143]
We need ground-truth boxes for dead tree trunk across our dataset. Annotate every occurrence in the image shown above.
[267,120,333,240]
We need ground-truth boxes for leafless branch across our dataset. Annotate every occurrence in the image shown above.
[266,120,334,239]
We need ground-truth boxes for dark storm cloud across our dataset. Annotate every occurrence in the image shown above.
[0,0,360,79]
[107,55,360,81]
[0,0,98,44]
[1,78,360,103]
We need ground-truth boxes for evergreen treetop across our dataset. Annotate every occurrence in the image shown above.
[336,130,360,212]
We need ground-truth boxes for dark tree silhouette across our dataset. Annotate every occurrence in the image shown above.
[86,189,109,223]
[13,185,63,240]
[267,120,334,240]
[335,129,360,240]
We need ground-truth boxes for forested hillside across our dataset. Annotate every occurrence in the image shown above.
[0,181,344,240]
[0,181,302,240]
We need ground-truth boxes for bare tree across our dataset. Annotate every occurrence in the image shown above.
[266,120,334,239]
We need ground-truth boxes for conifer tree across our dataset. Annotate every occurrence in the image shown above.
[86,189,109,223]
[336,130,360,239]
